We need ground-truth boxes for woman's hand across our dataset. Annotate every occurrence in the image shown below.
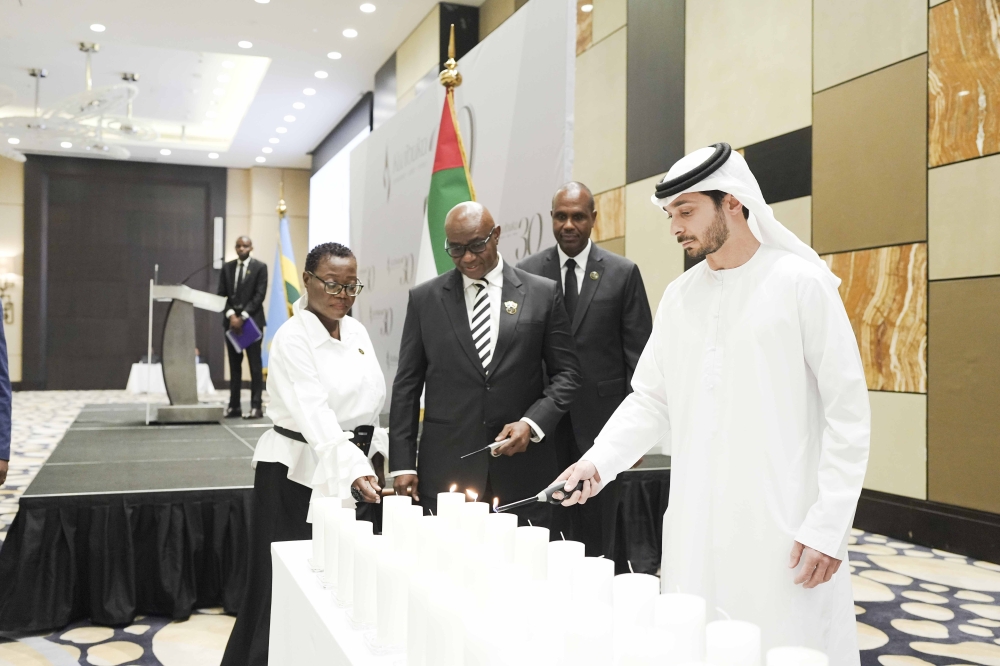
[352,475,382,503]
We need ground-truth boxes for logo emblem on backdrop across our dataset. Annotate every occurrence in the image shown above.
[383,148,391,202]
[504,301,518,315]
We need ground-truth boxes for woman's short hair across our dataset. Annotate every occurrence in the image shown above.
[305,242,354,273]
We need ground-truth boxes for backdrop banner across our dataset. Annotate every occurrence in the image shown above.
[349,0,574,402]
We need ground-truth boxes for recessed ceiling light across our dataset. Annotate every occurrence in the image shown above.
[293,102,305,110]
[217,74,231,83]
[284,115,296,122]
[262,147,273,154]
[958,90,971,96]
[255,0,270,3]
[343,28,358,38]
[213,88,225,96]
[222,61,236,69]
[7,138,20,145]
[314,70,329,79]
[238,41,253,49]
[360,3,376,13]
[303,88,316,96]
[208,152,220,159]
[90,23,106,32]
[327,51,342,60]
[581,3,593,11]
[269,138,280,144]
[160,148,172,156]
[256,156,266,163]
[61,141,73,148]
[276,127,287,134]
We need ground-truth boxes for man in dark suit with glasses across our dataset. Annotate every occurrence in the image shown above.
[218,235,268,419]
[389,202,581,526]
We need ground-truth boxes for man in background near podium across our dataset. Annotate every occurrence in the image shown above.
[518,182,652,555]
[0,303,10,488]
[390,202,581,526]
[218,235,268,419]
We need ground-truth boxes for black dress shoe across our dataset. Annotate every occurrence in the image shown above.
[243,407,264,420]
[223,407,242,418]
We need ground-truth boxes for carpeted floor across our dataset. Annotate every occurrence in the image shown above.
[1,391,999,665]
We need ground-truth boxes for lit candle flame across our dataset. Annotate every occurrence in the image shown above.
[466,489,478,501]
[493,497,499,512]
[450,483,458,492]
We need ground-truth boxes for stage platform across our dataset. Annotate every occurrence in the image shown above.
[0,404,271,633]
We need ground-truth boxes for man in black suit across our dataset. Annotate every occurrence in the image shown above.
[390,202,581,526]
[518,182,653,554]
[218,235,268,419]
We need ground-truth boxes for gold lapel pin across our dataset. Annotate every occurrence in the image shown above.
[359,348,365,355]
[590,271,600,281]
[504,300,518,314]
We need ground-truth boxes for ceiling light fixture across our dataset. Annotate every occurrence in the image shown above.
[222,61,236,69]
[262,147,273,153]
[256,156,266,163]
[7,138,20,145]
[269,137,279,144]
[958,90,970,96]
[343,28,358,38]
[255,0,270,3]
[90,23,106,32]
[293,102,305,109]
[327,51,342,60]
[315,71,329,79]
[581,3,593,11]
[284,115,296,122]
[238,41,253,49]
[208,152,219,159]
[160,148,171,156]
[61,141,73,148]
[276,127,287,133]
[303,88,316,96]
[360,3,376,13]
[217,74,231,83]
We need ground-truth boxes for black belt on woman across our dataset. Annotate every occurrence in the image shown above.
[273,424,375,457]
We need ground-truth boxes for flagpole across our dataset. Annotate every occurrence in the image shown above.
[439,24,475,201]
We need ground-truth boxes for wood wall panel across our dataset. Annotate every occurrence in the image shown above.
[822,243,927,393]
[593,186,625,242]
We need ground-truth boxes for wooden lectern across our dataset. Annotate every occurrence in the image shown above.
[146,282,227,424]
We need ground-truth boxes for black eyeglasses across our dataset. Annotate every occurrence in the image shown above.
[306,272,365,296]
[444,226,497,258]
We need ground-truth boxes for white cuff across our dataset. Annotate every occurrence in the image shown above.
[520,417,544,442]
[389,469,418,478]
[225,309,236,318]
[241,311,250,320]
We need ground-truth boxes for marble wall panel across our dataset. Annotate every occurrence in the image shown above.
[812,55,928,254]
[865,391,927,500]
[596,237,625,256]
[593,186,625,241]
[928,0,1000,166]
[928,152,1000,280]
[576,0,593,55]
[769,196,811,246]
[684,0,812,152]
[0,156,23,206]
[592,0,627,44]
[574,27,627,195]
[396,5,440,102]
[928,276,1000,514]
[822,243,927,393]
[813,0,927,92]
[624,175,685,311]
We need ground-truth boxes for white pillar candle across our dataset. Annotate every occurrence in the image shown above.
[382,494,412,548]
[613,573,659,654]
[706,620,761,666]
[565,602,613,666]
[484,512,518,564]
[309,497,332,570]
[417,515,444,572]
[617,626,673,666]
[336,516,366,605]
[547,540,585,596]
[376,547,409,648]
[572,556,615,606]
[459,501,490,545]
[653,593,707,663]
[352,531,382,625]
[425,578,463,666]
[766,647,829,666]
[321,501,345,585]
[514,525,549,580]
[397,504,425,557]
[436,490,466,531]
[407,570,441,666]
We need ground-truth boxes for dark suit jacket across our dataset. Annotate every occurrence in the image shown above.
[217,257,268,330]
[389,261,582,504]
[0,310,10,461]
[518,244,652,453]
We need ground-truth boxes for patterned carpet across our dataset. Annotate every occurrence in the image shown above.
[1,391,999,665]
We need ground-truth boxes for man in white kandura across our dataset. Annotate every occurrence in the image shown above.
[555,144,869,664]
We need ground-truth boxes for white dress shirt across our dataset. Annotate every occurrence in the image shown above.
[556,239,592,295]
[225,254,253,320]
[253,296,387,509]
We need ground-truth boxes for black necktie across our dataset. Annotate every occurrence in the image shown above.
[236,262,244,291]
[564,258,578,321]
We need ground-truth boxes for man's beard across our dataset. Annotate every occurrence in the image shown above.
[682,209,730,259]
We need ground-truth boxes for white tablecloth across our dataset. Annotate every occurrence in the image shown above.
[125,363,216,395]
[270,540,397,666]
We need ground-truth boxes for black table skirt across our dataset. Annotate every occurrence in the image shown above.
[605,465,671,575]
[0,488,251,633]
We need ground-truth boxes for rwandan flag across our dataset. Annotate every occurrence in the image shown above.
[262,216,301,368]
[418,87,476,280]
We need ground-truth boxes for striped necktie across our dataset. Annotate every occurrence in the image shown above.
[470,279,492,368]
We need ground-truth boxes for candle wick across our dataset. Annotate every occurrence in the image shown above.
[560,532,566,541]
[527,520,533,527]
[429,509,435,516]
[597,555,604,559]
[628,560,634,574]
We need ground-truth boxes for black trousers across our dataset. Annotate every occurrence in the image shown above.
[226,335,263,410]
[553,414,615,557]
[221,462,312,666]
